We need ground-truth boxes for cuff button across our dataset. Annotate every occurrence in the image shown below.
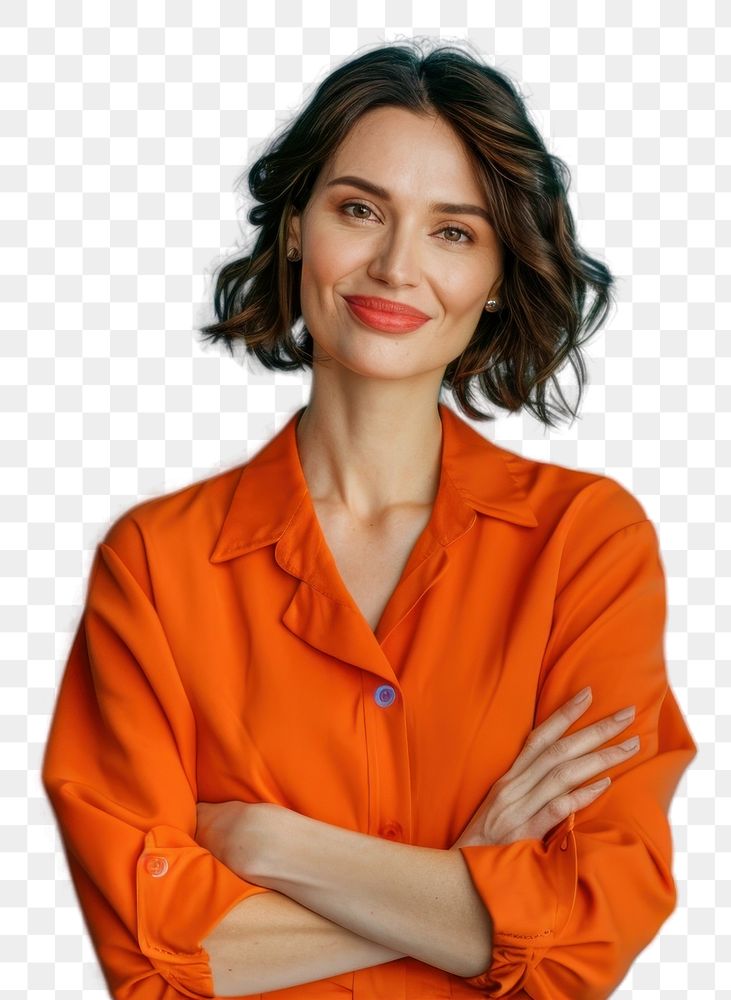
[144,854,169,878]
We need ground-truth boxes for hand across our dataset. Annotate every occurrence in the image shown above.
[195,800,248,868]
[195,800,293,881]
[450,687,641,850]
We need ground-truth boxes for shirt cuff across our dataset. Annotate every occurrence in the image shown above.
[456,812,578,995]
[136,824,270,997]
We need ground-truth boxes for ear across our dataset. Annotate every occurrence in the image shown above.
[287,210,301,249]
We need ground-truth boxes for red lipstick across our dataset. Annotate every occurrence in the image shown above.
[343,295,430,333]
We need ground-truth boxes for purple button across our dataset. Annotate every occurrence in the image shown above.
[374,684,396,707]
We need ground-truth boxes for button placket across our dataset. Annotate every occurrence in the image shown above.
[366,680,411,846]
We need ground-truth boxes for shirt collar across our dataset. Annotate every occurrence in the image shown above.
[209,401,537,564]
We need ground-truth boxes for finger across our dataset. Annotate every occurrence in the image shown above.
[496,691,638,810]
[515,776,614,843]
[527,703,639,793]
[513,687,639,782]
[500,686,596,785]
[538,732,641,803]
[505,731,641,836]
[550,703,637,767]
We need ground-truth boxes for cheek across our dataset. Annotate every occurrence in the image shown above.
[438,266,491,315]
[304,221,363,278]
[300,250,344,314]
[299,236,367,329]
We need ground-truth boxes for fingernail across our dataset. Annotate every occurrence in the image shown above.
[620,736,640,751]
[589,777,611,791]
[573,686,591,703]
[613,705,635,722]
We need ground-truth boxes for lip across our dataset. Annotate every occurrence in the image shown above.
[344,295,430,320]
[343,295,431,334]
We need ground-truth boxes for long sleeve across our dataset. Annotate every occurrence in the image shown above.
[456,494,698,998]
[41,515,271,998]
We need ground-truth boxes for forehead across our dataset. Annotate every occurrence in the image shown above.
[317,106,486,202]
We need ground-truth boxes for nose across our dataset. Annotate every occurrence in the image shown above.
[366,221,421,287]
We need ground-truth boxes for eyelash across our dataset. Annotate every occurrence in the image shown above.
[340,201,474,246]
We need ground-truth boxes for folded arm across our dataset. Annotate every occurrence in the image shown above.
[202,805,492,994]
[42,518,491,998]
[200,886,404,996]
[217,496,697,1000]
[42,527,275,999]
[453,501,698,998]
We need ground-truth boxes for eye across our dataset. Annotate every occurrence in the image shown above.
[437,224,473,245]
[341,201,377,223]
[340,201,474,246]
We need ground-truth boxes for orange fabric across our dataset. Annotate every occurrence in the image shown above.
[42,401,697,999]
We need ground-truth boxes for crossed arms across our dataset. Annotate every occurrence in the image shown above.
[199,803,493,996]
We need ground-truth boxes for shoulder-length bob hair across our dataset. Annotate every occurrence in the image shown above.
[198,38,615,427]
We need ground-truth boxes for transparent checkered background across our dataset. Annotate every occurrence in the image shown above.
[1,1,725,997]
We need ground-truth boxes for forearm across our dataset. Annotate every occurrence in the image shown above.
[201,888,405,997]
[250,810,493,978]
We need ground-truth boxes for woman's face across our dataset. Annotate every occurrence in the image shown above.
[287,105,504,386]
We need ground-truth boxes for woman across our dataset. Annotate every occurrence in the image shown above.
[42,40,697,999]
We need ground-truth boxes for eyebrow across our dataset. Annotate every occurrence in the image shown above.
[324,174,494,227]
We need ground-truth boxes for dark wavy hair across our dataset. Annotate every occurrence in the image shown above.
[198,37,615,427]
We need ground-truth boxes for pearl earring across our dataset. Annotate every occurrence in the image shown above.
[287,247,302,261]
[484,298,500,311]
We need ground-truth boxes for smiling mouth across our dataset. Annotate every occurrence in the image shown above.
[343,295,430,320]
[342,297,430,333]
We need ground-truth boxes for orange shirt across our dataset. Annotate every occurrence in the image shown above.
[42,401,697,999]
